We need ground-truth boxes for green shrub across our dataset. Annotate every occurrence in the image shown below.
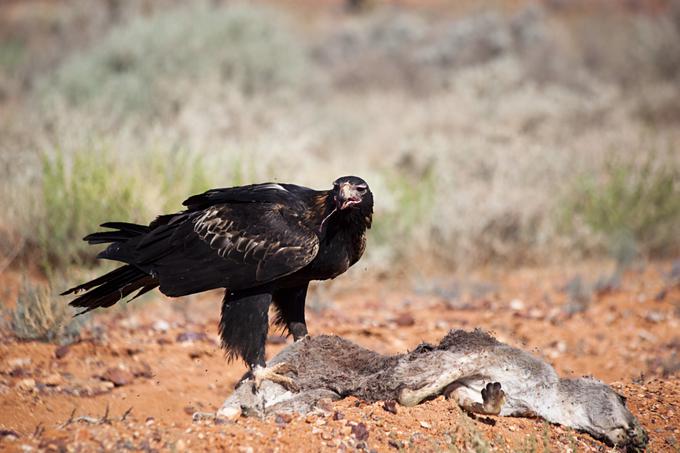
[40,147,145,265]
[39,146,212,265]
[0,38,25,73]
[12,277,84,344]
[371,167,437,255]
[564,152,680,258]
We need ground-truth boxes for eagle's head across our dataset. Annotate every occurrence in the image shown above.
[331,176,373,212]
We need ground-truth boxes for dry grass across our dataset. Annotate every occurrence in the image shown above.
[10,277,85,344]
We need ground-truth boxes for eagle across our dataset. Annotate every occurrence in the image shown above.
[62,176,373,388]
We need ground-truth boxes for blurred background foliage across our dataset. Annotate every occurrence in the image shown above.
[0,0,678,281]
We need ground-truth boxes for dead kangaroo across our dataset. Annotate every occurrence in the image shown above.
[219,329,648,451]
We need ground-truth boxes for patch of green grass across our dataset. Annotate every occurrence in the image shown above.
[12,277,85,344]
[0,38,25,72]
[39,146,213,266]
[563,151,680,258]
[40,147,145,265]
[371,167,437,252]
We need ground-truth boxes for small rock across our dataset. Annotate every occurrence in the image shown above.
[655,289,667,301]
[393,313,415,327]
[189,350,212,359]
[124,347,143,356]
[192,412,216,422]
[419,421,432,429]
[639,330,658,342]
[238,447,253,453]
[388,439,403,449]
[99,381,115,392]
[176,332,209,343]
[216,405,241,421]
[509,299,525,311]
[8,358,31,369]
[646,311,666,323]
[0,429,20,439]
[333,411,344,421]
[8,367,29,378]
[528,308,544,319]
[275,413,292,425]
[351,422,369,441]
[321,431,333,441]
[16,379,36,392]
[152,320,170,332]
[101,367,134,387]
[383,400,398,415]
[44,374,63,387]
[131,361,153,379]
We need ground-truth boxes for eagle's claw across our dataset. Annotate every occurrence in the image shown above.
[252,362,300,393]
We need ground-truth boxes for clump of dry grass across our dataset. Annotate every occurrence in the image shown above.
[11,277,84,344]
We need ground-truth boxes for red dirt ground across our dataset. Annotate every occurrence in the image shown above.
[1,261,679,452]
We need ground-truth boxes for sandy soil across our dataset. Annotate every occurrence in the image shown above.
[1,261,679,452]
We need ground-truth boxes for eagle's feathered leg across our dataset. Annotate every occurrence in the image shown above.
[221,289,299,392]
[272,283,309,341]
[220,289,272,367]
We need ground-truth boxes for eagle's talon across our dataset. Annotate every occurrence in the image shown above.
[252,362,300,393]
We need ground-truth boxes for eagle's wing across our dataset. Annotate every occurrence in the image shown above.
[181,183,313,211]
[120,201,319,297]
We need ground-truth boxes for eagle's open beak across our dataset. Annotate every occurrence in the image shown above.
[336,183,361,210]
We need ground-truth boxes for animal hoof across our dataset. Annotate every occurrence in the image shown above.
[481,382,505,415]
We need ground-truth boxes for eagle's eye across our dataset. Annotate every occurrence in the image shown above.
[356,185,367,194]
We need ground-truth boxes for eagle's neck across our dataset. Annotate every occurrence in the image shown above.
[309,192,372,237]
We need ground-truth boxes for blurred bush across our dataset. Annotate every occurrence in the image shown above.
[41,3,313,119]
[564,151,680,259]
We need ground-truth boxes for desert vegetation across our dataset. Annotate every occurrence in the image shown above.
[1,0,678,276]
[0,1,679,451]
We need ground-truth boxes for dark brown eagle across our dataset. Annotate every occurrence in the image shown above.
[63,176,373,388]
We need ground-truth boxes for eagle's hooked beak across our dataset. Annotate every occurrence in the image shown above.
[335,183,362,210]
